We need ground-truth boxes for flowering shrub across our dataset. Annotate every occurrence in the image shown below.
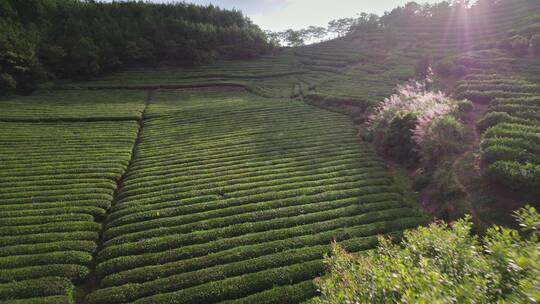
[367,71,466,164]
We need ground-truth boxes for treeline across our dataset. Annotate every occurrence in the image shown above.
[0,0,270,95]
[268,0,528,47]
[266,14,379,47]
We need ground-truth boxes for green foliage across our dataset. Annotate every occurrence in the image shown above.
[312,206,540,304]
[0,277,74,301]
[283,29,306,47]
[0,0,538,302]
[435,61,468,78]
[477,111,515,131]
[0,0,270,95]
[419,115,466,165]
[0,119,140,302]
[68,37,100,78]
[0,72,16,94]
[432,166,465,209]
[83,91,424,303]
[488,161,540,192]
[380,113,419,165]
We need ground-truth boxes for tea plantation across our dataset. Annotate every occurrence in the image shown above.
[0,88,425,303]
[1,0,539,303]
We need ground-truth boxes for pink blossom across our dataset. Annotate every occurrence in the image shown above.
[367,69,460,146]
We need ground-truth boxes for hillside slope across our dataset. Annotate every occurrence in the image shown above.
[0,0,539,303]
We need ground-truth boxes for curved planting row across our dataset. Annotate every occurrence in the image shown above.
[0,90,147,122]
[59,55,318,99]
[455,51,540,193]
[0,121,140,303]
[306,0,539,109]
[84,90,426,303]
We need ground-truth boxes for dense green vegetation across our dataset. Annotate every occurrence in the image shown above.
[0,90,147,121]
[0,88,426,303]
[84,90,425,303]
[0,120,139,302]
[453,51,540,195]
[313,206,540,304]
[1,0,539,303]
[0,0,269,95]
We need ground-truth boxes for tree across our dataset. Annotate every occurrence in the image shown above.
[300,27,314,43]
[264,30,282,47]
[312,206,540,304]
[327,18,355,38]
[0,0,272,95]
[68,37,100,78]
[351,13,380,31]
[310,26,327,43]
[327,20,340,38]
[283,29,305,47]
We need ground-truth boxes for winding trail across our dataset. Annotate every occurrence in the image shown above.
[76,90,155,303]
[451,102,489,229]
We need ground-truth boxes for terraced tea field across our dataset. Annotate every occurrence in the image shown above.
[0,121,140,303]
[0,88,425,303]
[454,50,540,193]
[2,1,538,302]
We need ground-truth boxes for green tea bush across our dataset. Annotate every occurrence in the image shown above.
[0,277,74,300]
[312,206,540,304]
[477,111,515,131]
[85,91,423,303]
[488,161,540,191]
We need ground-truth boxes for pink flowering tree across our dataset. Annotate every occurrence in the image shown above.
[367,69,468,164]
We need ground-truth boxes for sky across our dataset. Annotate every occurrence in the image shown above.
[139,0,445,32]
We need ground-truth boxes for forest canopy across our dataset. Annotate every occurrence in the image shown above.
[0,0,270,94]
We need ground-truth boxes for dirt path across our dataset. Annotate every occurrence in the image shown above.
[75,90,155,304]
[451,102,489,229]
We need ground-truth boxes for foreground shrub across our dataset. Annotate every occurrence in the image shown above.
[312,206,540,304]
